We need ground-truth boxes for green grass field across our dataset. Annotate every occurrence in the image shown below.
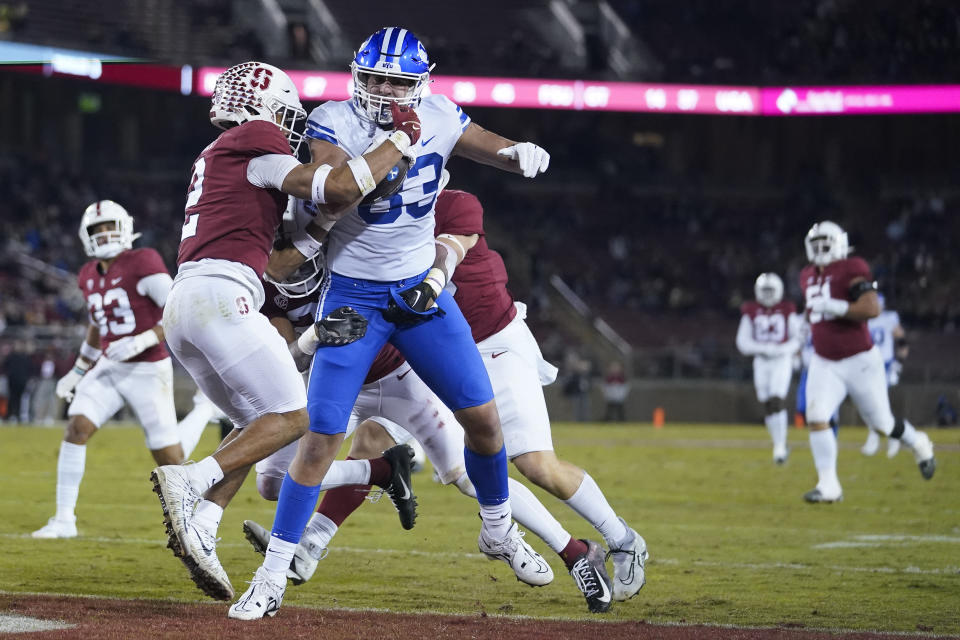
[1,422,957,634]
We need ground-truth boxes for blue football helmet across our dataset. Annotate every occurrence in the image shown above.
[351,27,433,125]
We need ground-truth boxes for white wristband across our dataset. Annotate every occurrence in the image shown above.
[423,267,446,298]
[347,156,377,196]
[291,229,323,259]
[311,164,332,204]
[79,342,102,362]
[72,355,92,374]
[386,130,412,158]
[296,325,321,356]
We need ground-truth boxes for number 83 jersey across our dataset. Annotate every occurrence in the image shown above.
[77,248,170,362]
[306,95,471,280]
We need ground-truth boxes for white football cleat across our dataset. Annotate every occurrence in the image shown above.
[31,517,77,539]
[910,431,935,480]
[243,519,327,585]
[773,445,789,465]
[151,465,233,600]
[608,517,648,602]
[478,521,554,587]
[861,430,880,456]
[228,566,285,620]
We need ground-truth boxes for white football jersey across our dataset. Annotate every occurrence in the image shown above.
[305,95,471,280]
[868,310,900,364]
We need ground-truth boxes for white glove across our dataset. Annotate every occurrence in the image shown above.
[497,142,550,178]
[105,330,160,361]
[56,363,88,402]
[807,297,849,318]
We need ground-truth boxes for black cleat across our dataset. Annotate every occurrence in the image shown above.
[569,539,613,613]
[380,444,418,530]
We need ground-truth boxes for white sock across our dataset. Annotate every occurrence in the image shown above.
[809,429,840,492]
[186,456,223,493]
[55,441,86,522]
[177,405,214,460]
[479,502,513,540]
[303,512,338,549]
[192,499,223,534]
[506,477,570,553]
[897,419,919,448]
[564,472,628,548]
[864,429,880,447]
[765,410,788,450]
[320,459,371,489]
[263,535,298,578]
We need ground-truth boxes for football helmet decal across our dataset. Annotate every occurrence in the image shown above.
[79,200,140,259]
[351,27,433,125]
[805,220,849,266]
[754,272,784,307]
[209,61,307,154]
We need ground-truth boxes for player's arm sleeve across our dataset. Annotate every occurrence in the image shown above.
[248,154,302,190]
[735,315,763,356]
[136,273,174,309]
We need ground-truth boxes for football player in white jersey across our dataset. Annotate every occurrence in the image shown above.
[232,28,552,620]
[861,293,909,457]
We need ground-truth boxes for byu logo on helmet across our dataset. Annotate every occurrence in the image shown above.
[351,27,434,125]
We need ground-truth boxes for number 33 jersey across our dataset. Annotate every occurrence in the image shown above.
[77,248,170,362]
[305,95,471,280]
[800,256,874,361]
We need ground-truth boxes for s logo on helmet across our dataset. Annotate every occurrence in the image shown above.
[250,67,273,90]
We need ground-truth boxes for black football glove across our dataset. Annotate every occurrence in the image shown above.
[314,306,367,346]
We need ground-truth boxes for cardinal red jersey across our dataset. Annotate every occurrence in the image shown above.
[177,120,291,276]
[799,256,874,360]
[260,280,405,383]
[739,300,796,344]
[77,248,169,363]
[433,190,516,343]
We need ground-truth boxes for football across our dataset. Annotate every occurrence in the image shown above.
[359,156,411,205]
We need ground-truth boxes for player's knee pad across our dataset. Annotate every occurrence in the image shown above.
[257,474,283,501]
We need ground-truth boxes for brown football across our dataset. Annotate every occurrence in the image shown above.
[359,157,411,205]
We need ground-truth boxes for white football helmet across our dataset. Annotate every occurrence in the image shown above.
[754,272,784,307]
[805,221,849,266]
[79,200,140,259]
[271,197,326,298]
[209,61,306,154]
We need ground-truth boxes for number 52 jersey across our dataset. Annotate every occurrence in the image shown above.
[77,247,169,362]
[305,95,471,281]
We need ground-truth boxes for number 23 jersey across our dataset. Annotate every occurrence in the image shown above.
[77,248,169,362]
[305,95,471,280]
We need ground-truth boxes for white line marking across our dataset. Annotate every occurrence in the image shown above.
[814,534,960,549]
[0,613,75,633]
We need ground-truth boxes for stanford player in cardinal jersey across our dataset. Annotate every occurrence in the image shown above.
[146,61,421,606]
[798,221,935,504]
[32,201,208,541]
[735,273,800,465]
